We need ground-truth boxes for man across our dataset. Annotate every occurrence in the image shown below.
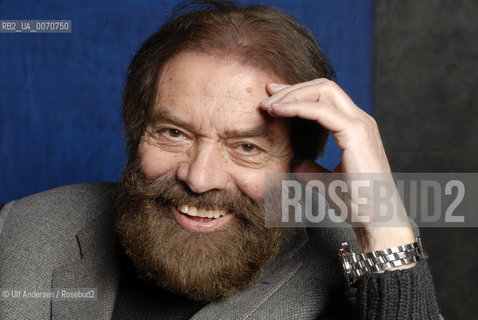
[0,1,440,319]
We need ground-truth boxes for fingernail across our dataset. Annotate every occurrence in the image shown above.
[271,102,283,108]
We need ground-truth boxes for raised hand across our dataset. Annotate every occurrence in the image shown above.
[261,79,416,260]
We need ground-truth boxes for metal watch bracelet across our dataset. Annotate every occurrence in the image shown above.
[339,237,423,287]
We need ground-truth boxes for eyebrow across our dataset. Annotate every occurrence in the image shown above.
[150,109,197,133]
[222,126,275,143]
[151,108,275,143]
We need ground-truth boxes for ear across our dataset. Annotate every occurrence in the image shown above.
[292,159,329,173]
[291,159,329,183]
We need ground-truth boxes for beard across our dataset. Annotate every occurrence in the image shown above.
[115,157,288,302]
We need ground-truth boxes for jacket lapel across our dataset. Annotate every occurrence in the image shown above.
[191,227,309,320]
[51,213,120,320]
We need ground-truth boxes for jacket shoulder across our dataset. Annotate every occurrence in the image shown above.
[8,182,117,217]
[0,182,118,254]
[0,183,119,319]
[4,182,115,225]
[1,181,118,242]
[0,182,118,270]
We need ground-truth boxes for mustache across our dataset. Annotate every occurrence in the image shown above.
[121,168,264,220]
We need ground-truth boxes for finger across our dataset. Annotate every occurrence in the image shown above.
[261,79,329,109]
[271,81,358,116]
[262,79,355,113]
[267,101,353,132]
[266,83,290,95]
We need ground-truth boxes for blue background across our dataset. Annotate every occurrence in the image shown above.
[0,0,372,203]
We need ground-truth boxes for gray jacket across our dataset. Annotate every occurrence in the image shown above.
[0,183,358,319]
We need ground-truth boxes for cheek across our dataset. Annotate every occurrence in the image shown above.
[234,172,265,202]
[139,142,178,180]
[233,159,291,202]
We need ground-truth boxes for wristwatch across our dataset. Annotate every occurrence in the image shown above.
[339,237,423,287]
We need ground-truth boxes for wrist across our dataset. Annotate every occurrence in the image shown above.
[339,234,423,286]
[354,226,415,253]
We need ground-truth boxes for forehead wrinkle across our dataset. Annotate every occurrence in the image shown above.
[161,93,262,103]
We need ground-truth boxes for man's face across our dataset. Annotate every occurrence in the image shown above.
[116,52,293,302]
[140,51,293,228]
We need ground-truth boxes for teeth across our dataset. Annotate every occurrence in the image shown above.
[188,206,197,216]
[179,204,189,214]
[197,208,211,218]
[178,205,226,219]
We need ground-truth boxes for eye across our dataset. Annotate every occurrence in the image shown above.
[228,141,269,167]
[163,128,183,138]
[238,143,259,154]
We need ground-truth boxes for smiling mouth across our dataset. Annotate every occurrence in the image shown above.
[178,204,227,219]
[171,204,234,232]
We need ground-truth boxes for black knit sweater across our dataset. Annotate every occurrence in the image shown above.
[321,259,440,319]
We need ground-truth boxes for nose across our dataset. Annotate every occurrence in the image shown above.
[176,144,229,194]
